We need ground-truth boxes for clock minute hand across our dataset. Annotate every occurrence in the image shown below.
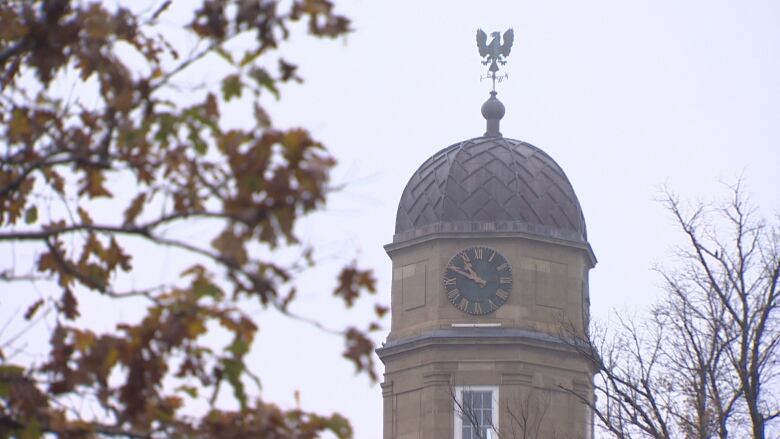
[450,265,487,287]
[448,266,474,279]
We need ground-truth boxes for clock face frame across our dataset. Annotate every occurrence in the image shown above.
[443,246,513,315]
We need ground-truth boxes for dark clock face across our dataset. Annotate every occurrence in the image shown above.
[443,246,513,315]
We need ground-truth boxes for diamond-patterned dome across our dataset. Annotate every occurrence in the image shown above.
[394,136,587,244]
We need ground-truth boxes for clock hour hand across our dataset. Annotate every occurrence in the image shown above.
[463,261,487,286]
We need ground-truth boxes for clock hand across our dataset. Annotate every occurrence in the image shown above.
[448,266,476,279]
[463,261,487,287]
[449,267,482,283]
[464,261,484,279]
[450,265,487,287]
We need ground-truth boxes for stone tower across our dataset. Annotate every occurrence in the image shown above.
[376,89,596,439]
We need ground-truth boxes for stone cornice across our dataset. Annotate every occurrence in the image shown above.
[384,227,597,268]
[376,328,584,362]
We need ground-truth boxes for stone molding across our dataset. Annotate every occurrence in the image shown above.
[384,229,597,268]
[376,328,585,362]
[381,381,394,397]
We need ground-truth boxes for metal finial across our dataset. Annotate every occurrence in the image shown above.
[476,28,514,91]
[481,91,505,137]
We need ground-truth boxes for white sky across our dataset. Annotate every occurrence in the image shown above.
[260,1,779,437]
[2,1,779,438]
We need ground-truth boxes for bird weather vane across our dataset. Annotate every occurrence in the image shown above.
[476,28,514,91]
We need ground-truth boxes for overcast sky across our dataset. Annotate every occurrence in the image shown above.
[255,1,780,437]
[2,1,779,438]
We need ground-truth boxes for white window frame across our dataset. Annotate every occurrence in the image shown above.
[453,385,499,439]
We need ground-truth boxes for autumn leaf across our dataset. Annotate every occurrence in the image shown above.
[77,207,93,225]
[333,263,377,307]
[42,167,65,194]
[374,303,389,318]
[342,327,377,382]
[176,385,199,398]
[214,46,234,64]
[105,238,132,271]
[211,229,248,265]
[278,59,299,82]
[321,413,353,439]
[24,206,37,224]
[84,7,113,40]
[221,74,242,101]
[204,93,219,118]
[24,299,45,320]
[249,67,279,99]
[0,1,371,436]
[79,169,113,198]
[123,193,146,225]
[8,108,32,141]
[221,357,247,408]
[59,289,80,320]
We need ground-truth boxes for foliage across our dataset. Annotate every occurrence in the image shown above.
[0,0,382,437]
[569,183,780,439]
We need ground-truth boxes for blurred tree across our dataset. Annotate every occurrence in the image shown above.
[567,183,780,439]
[0,0,384,437]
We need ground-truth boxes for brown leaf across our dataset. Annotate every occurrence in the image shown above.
[204,92,219,118]
[79,169,113,198]
[84,7,113,40]
[60,289,79,320]
[333,264,376,307]
[77,207,93,225]
[342,327,377,381]
[8,108,33,142]
[105,238,132,271]
[374,304,388,318]
[24,299,45,320]
[123,193,146,225]
[43,167,65,194]
[211,229,247,265]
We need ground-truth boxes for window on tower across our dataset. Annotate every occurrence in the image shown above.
[454,386,499,439]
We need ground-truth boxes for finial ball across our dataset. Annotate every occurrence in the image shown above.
[481,91,505,120]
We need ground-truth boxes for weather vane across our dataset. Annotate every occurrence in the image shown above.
[476,28,514,91]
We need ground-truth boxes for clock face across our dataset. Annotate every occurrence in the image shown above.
[443,246,513,315]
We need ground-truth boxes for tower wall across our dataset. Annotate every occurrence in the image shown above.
[386,235,593,341]
[379,234,595,438]
[379,333,594,438]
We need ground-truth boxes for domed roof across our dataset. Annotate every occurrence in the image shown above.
[393,136,587,244]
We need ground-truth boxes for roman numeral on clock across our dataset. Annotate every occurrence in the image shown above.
[496,289,509,300]
[473,247,483,259]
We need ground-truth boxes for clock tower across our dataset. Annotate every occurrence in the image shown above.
[377,31,596,439]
